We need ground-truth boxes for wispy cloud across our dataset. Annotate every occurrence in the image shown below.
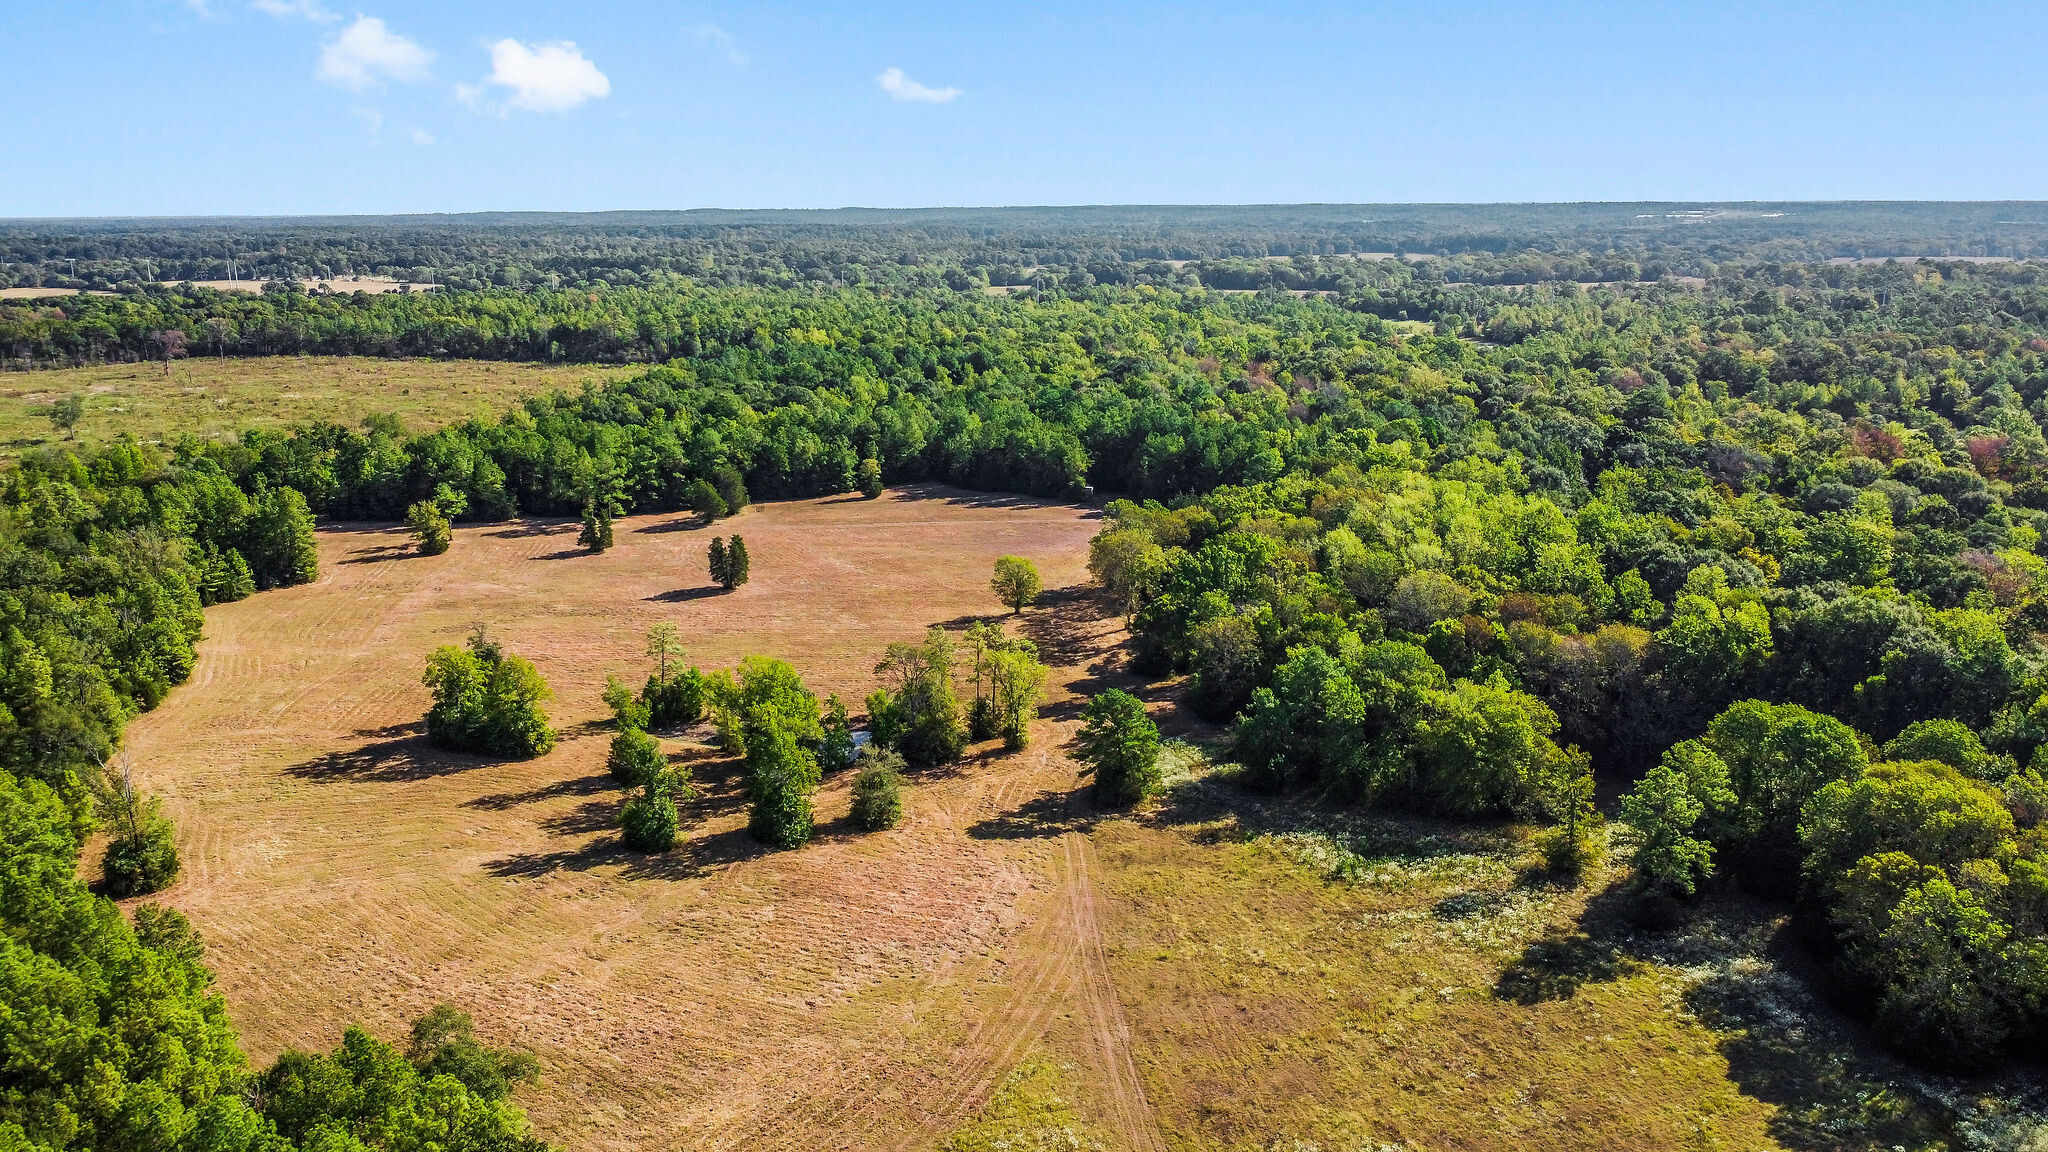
[251,0,335,22]
[350,105,383,135]
[688,23,747,66]
[877,67,959,104]
[409,127,435,145]
[183,0,225,20]
[318,15,433,90]
[480,39,610,113]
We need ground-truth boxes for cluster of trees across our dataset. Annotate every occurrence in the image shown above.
[962,621,1048,750]
[0,762,552,1152]
[603,625,709,852]
[422,627,555,758]
[1617,701,2048,1067]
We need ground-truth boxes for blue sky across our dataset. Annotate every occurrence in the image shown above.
[5,1,2045,215]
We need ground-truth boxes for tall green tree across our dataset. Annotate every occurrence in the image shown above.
[1075,689,1161,806]
[990,555,1042,614]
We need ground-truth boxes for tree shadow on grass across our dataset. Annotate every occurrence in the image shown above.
[1479,871,1971,1150]
[1014,585,1113,669]
[967,784,1106,841]
[534,547,595,561]
[633,517,711,534]
[645,586,727,604]
[886,484,1096,513]
[539,798,621,836]
[482,521,572,539]
[285,727,498,782]
[464,772,611,811]
[340,544,416,565]
[1493,881,1642,1005]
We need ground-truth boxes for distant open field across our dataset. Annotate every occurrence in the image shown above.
[0,356,635,456]
[109,486,1984,1151]
[0,278,429,299]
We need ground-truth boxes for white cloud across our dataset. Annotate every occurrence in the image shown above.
[689,23,746,66]
[482,38,610,112]
[409,127,435,145]
[318,16,433,91]
[251,0,335,22]
[183,0,224,20]
[877,67,959,104]
[350,106,383,135]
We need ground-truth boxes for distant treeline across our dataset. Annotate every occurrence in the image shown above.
[4,202,2047,293]
[7,258,2048,372]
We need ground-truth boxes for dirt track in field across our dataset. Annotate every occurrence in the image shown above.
[124,485,1169,1152]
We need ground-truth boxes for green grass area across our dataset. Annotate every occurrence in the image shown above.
[1087,763,2006,1151]
[942,1060,1105,1152]
[0,357,635,457]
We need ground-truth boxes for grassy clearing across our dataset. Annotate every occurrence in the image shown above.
[0,356,634,457]
[1086,760,2020,1151]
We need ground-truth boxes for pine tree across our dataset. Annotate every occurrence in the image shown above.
[579,502,612,553]
[727,536,750,588]
[708,536,729,587]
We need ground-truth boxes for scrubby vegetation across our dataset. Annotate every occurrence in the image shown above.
[422,628,556,758]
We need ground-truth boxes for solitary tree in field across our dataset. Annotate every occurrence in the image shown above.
[991,555,1042,614]
[48,393,83,439]
[148,328,187,376]
[858,457,884,499]
[579,500,613,553]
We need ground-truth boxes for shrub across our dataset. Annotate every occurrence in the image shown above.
[579,502,614,552]
[621,778,679,852]
[858,456,884,498]
[1533,822,1605,877]
[90,763,180,897]
[644,668,707,728]
[819,694,858,773]
[607,727,665,787]
[850,748,907,830]
[407,499,451,556]
[686,477,727,520]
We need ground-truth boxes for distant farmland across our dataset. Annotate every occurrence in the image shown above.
[0,356,633,456]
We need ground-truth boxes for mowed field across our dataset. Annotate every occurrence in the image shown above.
[0,357,635,457]
[122,487,1945,1151]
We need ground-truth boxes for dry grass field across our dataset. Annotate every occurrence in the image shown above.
[121,486,1976,1151]
[0,356,634,457]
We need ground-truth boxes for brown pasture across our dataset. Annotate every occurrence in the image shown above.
[125,486,1888,1150]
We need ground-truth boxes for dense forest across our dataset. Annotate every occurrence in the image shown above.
[9,213,2048,1149]
[4,202,2048,295]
